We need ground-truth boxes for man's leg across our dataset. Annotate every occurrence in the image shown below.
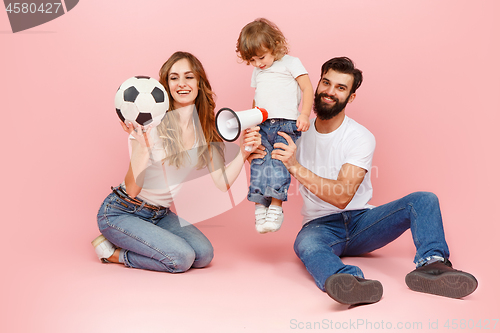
[345,192,449,262]
[294,213,362,289]
[294,213,383,305]
[346,192,476,298]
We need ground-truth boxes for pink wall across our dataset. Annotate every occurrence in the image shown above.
[1,0,499,331]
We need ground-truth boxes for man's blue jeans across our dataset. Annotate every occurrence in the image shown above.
[293,192,450,291]
[248,119,301,206]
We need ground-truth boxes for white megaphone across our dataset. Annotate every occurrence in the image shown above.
[216,107,268,151]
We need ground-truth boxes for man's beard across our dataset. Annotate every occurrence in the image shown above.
[313,92,350,120]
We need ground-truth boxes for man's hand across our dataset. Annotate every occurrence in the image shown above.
[271,131,299,171]
[271,131,367,209]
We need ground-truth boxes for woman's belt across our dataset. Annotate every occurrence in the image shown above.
[111,186,167,211]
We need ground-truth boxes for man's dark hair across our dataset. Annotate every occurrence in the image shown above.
[320,57,363,94]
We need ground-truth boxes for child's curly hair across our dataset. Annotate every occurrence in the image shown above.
[236,18,289,64]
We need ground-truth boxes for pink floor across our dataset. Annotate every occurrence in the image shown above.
[2,1,499,332]
[5,192,497,333]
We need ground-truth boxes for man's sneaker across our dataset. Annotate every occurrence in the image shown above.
[405,259,478,298]
[255,204,268,233]
[325,274,383,305]
[91,234,116,263]
[260,205,284,233]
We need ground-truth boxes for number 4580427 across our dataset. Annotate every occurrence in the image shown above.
[5,3,62,14]
[444,319,498,330]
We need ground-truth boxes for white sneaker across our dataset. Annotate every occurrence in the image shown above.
[261,205,284,233]
[255,204,268,233]
[91,234,116,263]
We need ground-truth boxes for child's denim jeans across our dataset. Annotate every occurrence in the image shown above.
[248,118,301,206]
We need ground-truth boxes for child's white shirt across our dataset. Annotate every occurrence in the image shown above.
[251,55,308,120]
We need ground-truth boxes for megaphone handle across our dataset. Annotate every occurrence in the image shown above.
[244,145,252,152]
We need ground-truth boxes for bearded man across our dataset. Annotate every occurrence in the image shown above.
[266,57,477,306]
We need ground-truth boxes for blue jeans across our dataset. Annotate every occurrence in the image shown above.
[248,119,301,206]
[293,192,450,291]
[97,187,213,272]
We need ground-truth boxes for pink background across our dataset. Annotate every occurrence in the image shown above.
[1,1,499,332]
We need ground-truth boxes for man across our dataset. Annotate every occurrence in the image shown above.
[269,57,477,305]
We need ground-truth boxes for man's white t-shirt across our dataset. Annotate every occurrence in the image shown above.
[296,116,376,224]
[251,54,308,120]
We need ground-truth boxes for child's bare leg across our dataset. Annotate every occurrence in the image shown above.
[271,198,282,207]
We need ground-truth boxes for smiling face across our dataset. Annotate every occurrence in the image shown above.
[249,50,276,70]
[313,69,356,120]
[167,58,199,109]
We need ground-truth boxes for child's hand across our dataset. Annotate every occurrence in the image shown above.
[296,114,310,132]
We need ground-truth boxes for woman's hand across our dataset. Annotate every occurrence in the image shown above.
[240,126,261,158]
[120,121,153,148]
[209,126,262,192]
[120,121,154,197]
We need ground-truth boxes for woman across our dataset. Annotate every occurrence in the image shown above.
[92,51,260,272]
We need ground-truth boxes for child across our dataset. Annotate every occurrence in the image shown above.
[236,18,314,233]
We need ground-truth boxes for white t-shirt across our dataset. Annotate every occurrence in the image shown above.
[296,116,376,224]
[251,55,308,120]
[122,127,200,208]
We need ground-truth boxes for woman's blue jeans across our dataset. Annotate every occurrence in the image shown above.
[97,188,213,272]
[293,192,450,291]
[248,119,301,206]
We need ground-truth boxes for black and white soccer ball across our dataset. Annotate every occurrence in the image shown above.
[114,76,169,128]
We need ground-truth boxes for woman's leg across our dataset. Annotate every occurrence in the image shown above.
[97,194,198,273]
[154,211,214,268]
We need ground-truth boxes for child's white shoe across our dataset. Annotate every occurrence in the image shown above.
[261,205,284,233]
[255,204,268,233]
[91,234,116,263]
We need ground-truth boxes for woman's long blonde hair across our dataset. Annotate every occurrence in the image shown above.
[157,51,223,169]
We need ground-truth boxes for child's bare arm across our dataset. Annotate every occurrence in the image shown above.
[296,74,314,131]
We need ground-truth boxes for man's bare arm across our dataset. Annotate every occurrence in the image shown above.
[272,132,366,209]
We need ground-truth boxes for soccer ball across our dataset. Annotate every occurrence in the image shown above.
[114,76,169,128]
